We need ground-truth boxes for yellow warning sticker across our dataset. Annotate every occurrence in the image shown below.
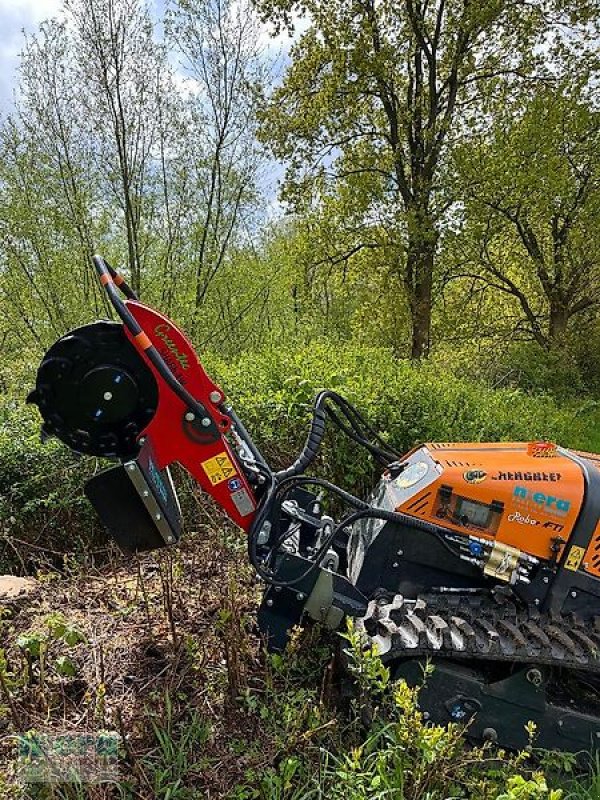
[565,545,585,572]
[201,452,237,486]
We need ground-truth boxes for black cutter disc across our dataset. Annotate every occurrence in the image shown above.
[28,321,159,458]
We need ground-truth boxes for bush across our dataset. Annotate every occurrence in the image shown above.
[205,341,591,493]
[0,399,101,572]
[0,340,593,568]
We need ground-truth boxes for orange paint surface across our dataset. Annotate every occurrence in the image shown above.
[396,443,585,561]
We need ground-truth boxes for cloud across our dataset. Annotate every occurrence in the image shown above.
[0,0,63,113]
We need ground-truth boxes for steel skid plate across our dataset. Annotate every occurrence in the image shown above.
[85,438,182,552]
[28,321,158,459]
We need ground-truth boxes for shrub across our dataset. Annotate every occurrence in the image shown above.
[205,341,591,493]
[0,340,593,567]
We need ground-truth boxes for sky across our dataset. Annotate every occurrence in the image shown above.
[0,0,295,113]
[0,0,294,212]
[0,0,64,111]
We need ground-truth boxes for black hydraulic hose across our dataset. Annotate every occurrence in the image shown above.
[93,255,213,423]
[333,393,402,456]
[102,261,138,300]
[275,393,328,481]
[325,405,398,465]
[274,390,402,481]
[248,470,462,588]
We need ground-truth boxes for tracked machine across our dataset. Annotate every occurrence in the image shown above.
[28,256,600,753]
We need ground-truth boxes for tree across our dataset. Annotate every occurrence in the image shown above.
[18,20,101,313]
[0,0,269,353]
[68,0,172,294]
[166,0,268,334]
[453,88,600,349]
[256,0,597,357]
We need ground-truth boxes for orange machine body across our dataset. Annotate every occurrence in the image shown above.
[387,442,591,563]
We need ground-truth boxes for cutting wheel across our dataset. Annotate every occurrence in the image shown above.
[28,321,158,458]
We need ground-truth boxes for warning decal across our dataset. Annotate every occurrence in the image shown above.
[201,452,237,486]
[564,545,585,572]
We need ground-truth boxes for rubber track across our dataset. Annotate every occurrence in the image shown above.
[357,594,600,673]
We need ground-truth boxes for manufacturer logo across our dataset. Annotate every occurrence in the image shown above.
[154,324,190,371]
[513,486,570,515]
[464,470,486,484]
[527,441,557,458]
[228,477,242,491]
[493,471,561,482]
[507,510,564,532]
[148,458,168,504]
[508,511,538,525]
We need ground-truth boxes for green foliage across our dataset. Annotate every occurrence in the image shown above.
[231,619,578,799]
[1,340,592,568]
[0,398,101,570]
[495,775,563,800]
[206,341,589,493]
[142,692,212,799]
[14,612,86,687]
[561,755,600,800]
[451,87,600,350]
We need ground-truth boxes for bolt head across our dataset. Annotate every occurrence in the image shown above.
[185,411,195,422]
[103,391,113,401]
[128,463,136,472]
[296,592,305,601]
[392,562,399,568]
[142,490,149,497]
[209,390,222,403]
[166,536,174,543]
[201,417,211,427]
[571,590,577,598]
[266,598,274,607]
[543,576,549,583]
[155,513,161,520]
[483,727,498,743]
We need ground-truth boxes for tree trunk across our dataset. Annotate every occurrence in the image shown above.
[548,301,569,345]
[405,210,436,359]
